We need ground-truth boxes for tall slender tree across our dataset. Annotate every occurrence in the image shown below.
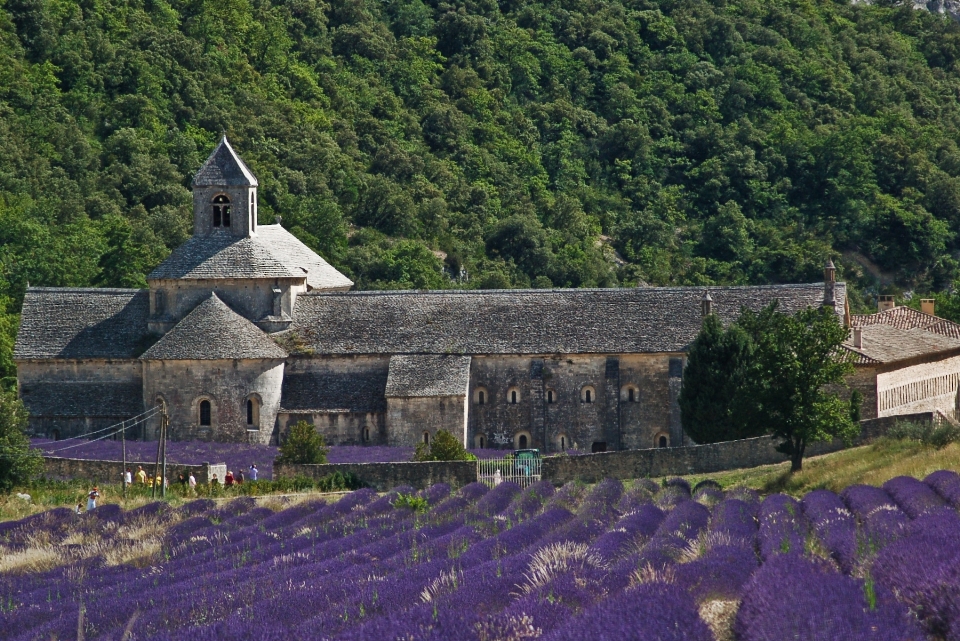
[679,314,758,443]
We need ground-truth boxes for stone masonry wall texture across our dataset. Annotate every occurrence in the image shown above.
[275,414,925,489]
[42,457,221,484]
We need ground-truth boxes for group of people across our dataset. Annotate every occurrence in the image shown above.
[209,465,259,488]
[76,464,261,514]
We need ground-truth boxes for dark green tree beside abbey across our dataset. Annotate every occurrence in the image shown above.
[681,303,858,471]
[3,0,960,379]
[678,313,757,443]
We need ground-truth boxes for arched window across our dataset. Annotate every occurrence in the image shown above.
[52,429,61,441]
[547,389,556,404]
[363,427,370,442]
[423,431,430,445]
[513,431,532,449]
[473,387,488,405]
[475,434,485,448]
[629,387,635,402]
[479,435,485,448]
[559,435,566,450]
[212,194,231,228]
[199,400,211,426]
[507,387,520,404]
[245,396,260,429]
[622,385,639,403]
[581,386,595,403]
[656,433,669,448]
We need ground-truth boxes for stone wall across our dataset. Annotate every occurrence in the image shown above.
[542,412,934,485]
[467,353,682,455]
[386,396,468,447]
[143,358,284,444]
[275,460,476,491]
[276,413,929,490]
[42,457,226,485]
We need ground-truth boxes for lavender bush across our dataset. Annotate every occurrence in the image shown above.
[4,472,960,640]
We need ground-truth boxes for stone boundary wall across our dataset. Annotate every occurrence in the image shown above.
[274,460,476,491]
[541,412,934,485]
[42,457,226,485]
[275,413,930,489]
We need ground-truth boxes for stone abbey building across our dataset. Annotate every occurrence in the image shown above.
[16,140,960,453]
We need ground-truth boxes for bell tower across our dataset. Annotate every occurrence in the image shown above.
[191,136,259,238]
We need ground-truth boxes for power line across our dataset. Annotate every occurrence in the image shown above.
[0,407,161,459]
[34,406,162,444]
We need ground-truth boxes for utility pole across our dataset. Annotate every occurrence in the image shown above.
[121,417,127,500]
[151,408,163,500]
[161,410,168,499]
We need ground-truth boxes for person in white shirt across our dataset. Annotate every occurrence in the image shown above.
[87,488,100,511]
[188,473,197,493]
[124,468,132,485]
[249,465,258,481]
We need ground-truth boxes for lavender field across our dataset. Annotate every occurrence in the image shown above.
[31,439,509,479]
[3,472,959,640]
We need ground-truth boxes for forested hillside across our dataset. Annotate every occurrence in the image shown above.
[3,0,960,382]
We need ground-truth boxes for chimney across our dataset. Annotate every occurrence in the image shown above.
[853,327,863,349]
[921,299,935,316]
[701,291,713,318]
[878,295,895,312]
[823,258,836,308]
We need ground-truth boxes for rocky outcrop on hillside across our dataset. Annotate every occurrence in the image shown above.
[853,0,960,21]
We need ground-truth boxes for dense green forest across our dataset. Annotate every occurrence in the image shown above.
[3,0,960,381]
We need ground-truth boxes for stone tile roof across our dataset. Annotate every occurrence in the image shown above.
[140,294,288,360]
[852,306,960,339]
[19,381,143,417]
[192,136,258,187]
[282,283,844,355]
[385,355,472,397]
[147,233,300,280]
[280,370,388,413]
[842,324,960,364]
[14,288,152,360]
[255,225,354,290]
[147,227,353,288]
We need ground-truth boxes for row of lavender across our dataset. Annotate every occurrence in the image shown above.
[31,439,514,479]
[2,471,960,639]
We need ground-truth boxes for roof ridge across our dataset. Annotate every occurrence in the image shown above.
[299,282,842,297]
[25,287,146,294]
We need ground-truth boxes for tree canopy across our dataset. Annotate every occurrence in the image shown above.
[0,391,41,491]
[277,420,329,465]
[678,313,757,444]
[3,0,960,377]
[683,302,858,470]
[413,429,474,461]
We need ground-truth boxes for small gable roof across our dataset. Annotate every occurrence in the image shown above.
[385,355,472,397]
[192,136,258,187]
[140,294,287,360]
[14,288,152,360]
